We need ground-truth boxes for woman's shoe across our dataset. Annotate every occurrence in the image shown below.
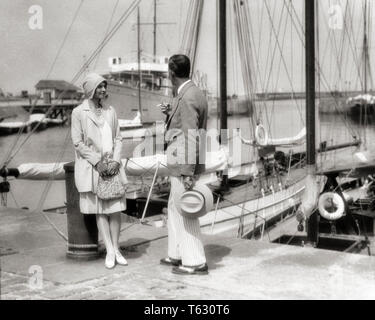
[105,253,116,269]
[115,251,128,266]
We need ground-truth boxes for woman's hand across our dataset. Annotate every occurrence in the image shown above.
[95,161,108,176]
[107,161,120,176]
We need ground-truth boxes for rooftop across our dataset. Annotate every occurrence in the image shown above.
[109,62,168,74]
[35,80,80,92]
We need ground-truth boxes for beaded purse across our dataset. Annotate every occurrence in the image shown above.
[96,154,125,201]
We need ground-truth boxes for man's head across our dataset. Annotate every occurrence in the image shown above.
[168,54,190,86]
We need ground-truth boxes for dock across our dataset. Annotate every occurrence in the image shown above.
[1,206,375,300]
[0,98,79,122]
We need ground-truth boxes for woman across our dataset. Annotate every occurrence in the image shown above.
[71,72,128,269]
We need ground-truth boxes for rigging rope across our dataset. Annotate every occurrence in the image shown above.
[93,0,120,70]
[233,0,257,140]
[1,0,145,243]
[71,0,142,84]
[1,2,86,168]
[263,1,305,123]
[283,0,360,140]
[1,0,142,169]
[46,0,85,79]
[179,0,204,75]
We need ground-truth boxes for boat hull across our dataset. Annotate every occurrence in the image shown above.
[201,172,306,237]
[106,80,251,123]
[106,80,168,123]
[348,103,375,122]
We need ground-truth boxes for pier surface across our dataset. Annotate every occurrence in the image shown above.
[1,207,375,300]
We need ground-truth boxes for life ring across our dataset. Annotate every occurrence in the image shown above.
[255,124,268,146]
[318,192,345,221]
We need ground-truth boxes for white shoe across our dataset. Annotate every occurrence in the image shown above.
[105,253,115,269]
[115,251,128,266]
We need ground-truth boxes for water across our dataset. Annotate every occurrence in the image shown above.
[1,100,374,210]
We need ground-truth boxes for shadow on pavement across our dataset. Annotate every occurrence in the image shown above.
[119,238,152,260]
[205,244,232,270]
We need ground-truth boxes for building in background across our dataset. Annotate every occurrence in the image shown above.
[35,80,82,102]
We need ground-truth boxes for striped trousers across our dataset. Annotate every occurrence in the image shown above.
[167,176,206,267]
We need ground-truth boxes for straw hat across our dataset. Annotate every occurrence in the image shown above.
[174,182,214,219]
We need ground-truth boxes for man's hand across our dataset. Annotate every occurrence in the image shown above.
[107,161,120,176]
[182,175,196,191]
[158,102,171,115]
[95,161,108,177]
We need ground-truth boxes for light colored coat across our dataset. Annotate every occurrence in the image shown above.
[71,99,126,193]
[165,81,208,177]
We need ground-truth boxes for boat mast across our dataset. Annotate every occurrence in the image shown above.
[363,0,371,94]
[306,0,315,165]
[219,0,228,188]
[153,0,157,62]
[137,6,143,120]
[364,0,367,93]
[305,0,318,244]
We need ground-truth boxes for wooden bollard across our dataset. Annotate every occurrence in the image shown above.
[64,162,100,260]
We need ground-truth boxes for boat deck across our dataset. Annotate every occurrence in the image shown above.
[1,207,375,300]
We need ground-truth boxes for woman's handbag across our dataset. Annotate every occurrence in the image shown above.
[97,173,126,200]
[96,154,126,200]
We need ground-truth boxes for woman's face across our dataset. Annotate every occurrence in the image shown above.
[93,81,107,100]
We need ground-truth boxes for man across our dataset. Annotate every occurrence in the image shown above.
[160,54,208,275]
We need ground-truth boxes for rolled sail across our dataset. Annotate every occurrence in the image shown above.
[254,125,306,147]
[16,148,229,180]
[18,162,67,180]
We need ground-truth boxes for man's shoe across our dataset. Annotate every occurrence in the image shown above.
[160,257,182,267]
[172,263,208,275]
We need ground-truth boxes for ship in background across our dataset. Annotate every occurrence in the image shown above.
[100,2,250,126]
[102,53,251,125]
[102,53,170,124]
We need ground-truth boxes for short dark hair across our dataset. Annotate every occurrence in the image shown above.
[168,54,190,78]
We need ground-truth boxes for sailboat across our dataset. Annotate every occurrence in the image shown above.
[2,0,374,253]
[290,0,375,252]
[346,0,375,122]
[100,1,250,125]
[1,0,307,236]
[1,0,314,240]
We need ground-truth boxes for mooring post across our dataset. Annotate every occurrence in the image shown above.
[64,162,100,260]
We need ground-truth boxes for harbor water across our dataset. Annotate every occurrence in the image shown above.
[1,99,374,211]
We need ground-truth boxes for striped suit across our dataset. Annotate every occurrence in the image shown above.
[165,81,208,267]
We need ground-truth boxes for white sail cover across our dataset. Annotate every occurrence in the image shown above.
[123,149,228,176]
[255,125,306,146]
[297,171,319,219]
[18,162,67,180]
[346,94,375,106]
[17,148,229,180]
[241,125,306,147]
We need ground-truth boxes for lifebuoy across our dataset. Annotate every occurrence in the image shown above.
[318,192,345,221]
[255,124,268,146]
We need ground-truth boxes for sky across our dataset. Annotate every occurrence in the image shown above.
[0,0,373,96]
[0,0,183,94]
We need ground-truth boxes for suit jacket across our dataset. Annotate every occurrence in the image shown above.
[165,81,208,177]
[71,99,125,193]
